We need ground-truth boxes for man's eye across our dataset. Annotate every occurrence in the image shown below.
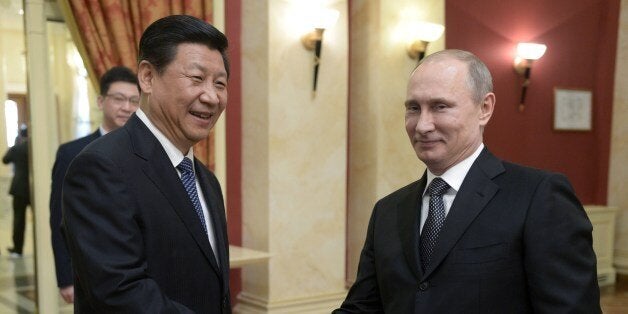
[113,96,126,102]
[187,75,203,82]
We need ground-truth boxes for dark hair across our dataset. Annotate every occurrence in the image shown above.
[138,15,229,77]
[99,66,139,95]
[18,125,27,138]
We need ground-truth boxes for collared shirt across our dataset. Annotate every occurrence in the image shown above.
[419,143,484,233]
[136,109,219,264]
[98,126,107,136]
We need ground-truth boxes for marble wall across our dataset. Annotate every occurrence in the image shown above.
[238,0,348,312]
[609,0,628,275]
[346,0,444,284]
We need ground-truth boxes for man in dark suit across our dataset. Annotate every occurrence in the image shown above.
[62,15,231,313]
[335,49,601,313]
[50,66,139,303]
[2,126,30,258]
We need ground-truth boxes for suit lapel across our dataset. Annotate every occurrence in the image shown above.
[398,175,427,280]
[126,115,221,276]
[422,148,504,278]
[91,129,101,141]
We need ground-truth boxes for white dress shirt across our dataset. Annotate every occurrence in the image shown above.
[136,109,219,264]
[419,143,485,234]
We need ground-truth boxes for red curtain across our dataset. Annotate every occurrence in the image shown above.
[59,0,216,169]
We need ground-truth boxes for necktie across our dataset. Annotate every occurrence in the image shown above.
[420,177,450,271]
[177,157,208,236]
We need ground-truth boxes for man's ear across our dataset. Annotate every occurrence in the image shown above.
[138,60,155,94]
[96,95,104,110]
[479,92,495,126]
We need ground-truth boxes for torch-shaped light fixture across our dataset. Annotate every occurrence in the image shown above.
[301,8,339,95]
[514,42,547,112]
[405,21,445,62]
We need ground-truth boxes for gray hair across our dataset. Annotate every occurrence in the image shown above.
[417,49,493,103]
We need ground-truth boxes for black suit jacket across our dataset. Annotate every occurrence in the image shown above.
[50,130,101,288]
[335,148,600,313]
[62,114,230,313]
[3,139,30,199]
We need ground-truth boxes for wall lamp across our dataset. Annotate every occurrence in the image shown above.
[514,42,547,112]
[406,21,445,62]
[301,8,339,94]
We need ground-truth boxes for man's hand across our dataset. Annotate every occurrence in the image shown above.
[59,285,74,303]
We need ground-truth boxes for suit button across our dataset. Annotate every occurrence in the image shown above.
[419,282,429,291]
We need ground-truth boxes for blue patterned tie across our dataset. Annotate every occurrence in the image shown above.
[177,157,208,236]
[420,177,450,271]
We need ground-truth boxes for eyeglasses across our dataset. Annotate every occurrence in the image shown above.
[105,93,140,106]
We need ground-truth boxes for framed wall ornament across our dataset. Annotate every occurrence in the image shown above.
[553,88,593,131]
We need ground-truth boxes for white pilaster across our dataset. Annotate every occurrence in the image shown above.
[24,0,59,312]
[237,0,348,312]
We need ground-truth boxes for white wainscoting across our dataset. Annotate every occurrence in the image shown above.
[585,205,618,286]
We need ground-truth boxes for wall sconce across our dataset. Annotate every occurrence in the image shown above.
[405,21,445,61]
[301,8,339,94]
[514,42,547,112]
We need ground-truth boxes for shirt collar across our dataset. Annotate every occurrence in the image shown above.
[424,143,484,196]
[98,125,108,136]
[135,108,194,168]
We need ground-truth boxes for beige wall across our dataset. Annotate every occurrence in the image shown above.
[238,0,349,312]
[609,0,628,275]
[0,30,27,94]
[346,0,444,284]
[0,29,27,177]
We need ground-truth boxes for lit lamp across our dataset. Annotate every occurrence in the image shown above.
[301,8,340,94]
[406,21,445,61]
[514,42,547,112]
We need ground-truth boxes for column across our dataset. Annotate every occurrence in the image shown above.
[236,0,348,312]
[609,0,628,276]
[24,0,59,312]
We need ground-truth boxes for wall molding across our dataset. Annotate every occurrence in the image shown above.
[614,249,628,275]
[234,290,347,313]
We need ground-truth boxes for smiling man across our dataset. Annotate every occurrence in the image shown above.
[334,49,600,313]
[62,15,231,313]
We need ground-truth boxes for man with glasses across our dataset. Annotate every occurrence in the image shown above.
[50,66,139,304]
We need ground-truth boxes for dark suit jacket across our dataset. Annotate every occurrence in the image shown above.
[335,148,600,313]
[50,130,101,288]
[62,114,230,313]
[3,139,30,200]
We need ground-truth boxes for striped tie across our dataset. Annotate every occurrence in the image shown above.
[176,157,208,236]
